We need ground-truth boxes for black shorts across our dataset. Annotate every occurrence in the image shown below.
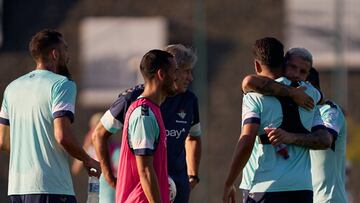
[9,194,77,203]
[242,189,313,203]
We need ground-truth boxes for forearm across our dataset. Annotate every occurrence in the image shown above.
[54,118,91,163]
[92,127,115,186]
[137,157,162,203]
[0,125,10,153]
[289,129,332,149]
[225,135,254,187]
[58,132,92,163]
[185,136,201,176]
[242,75,292,96]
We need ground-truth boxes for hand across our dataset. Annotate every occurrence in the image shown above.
[83,157,101,178]
[222,184,236,203]
[189,177,199,190]
[267,128,296,146]
[103,171,117,188]
[290,86,314,110]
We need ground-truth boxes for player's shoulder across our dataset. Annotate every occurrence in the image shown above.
[275,76,292,85]
[323,100,338,109]
[320,100,345,116]
[130,103,156,119]
[118,84,144,101]
[52,75,76,90]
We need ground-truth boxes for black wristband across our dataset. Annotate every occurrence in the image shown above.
[188,175,200,183]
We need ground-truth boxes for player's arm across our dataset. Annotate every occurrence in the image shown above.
[136,155,162,203]
[71,131,93,175]
[185,135,201,190]
[52,80,100,177]
[54,117,101,177]
[223,123,259,203]
[130,105,162,203]
[0,124,10,153]
[0,94,10,153]
[242,74,314,110]
[92,122,117,188]
[267,107,332,149]
[92,122,116,187]
[267,128,332,149]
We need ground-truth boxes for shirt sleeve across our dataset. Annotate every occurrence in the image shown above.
[301,81,322,104]
[311,106,326,131]
[189,96,201,137]
[51,79,77,123]
[277,77,322,105]
[101,96,128,134]
[128,105,159,156]
[241,93,261,126]
[0,88,9,125]
[101,85,144,134]
[321,106,341,138]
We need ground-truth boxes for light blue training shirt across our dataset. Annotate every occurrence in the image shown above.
[240,77,323,193]
[0,70,76,195]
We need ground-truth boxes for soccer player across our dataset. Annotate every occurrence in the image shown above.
[222,38,332,203]
[93,44,202,203]
[306,67,348,203]
[0,29,100,203]
[99,49,177,203]
[239,47,346,202]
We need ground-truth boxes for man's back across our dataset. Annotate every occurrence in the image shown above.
[3,69,76,195]
[240,77,322,192]
[310,101,348,203]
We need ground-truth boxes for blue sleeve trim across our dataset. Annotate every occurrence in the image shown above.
[327,128,338,140]
[243,117,260,125]
[133,148,156,156]
[53,110,74,123]
[0,117,9,125]
[311,125,327,132]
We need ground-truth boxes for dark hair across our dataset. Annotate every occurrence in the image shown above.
[252,37,284,69]
[140,49,174,80]
[29,29,63,61]
[306,67,321,90]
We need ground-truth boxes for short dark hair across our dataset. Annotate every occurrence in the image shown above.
[306,67,321,90]
[29,29,63,61]
[253,37,284,69]
[140,49,174,80]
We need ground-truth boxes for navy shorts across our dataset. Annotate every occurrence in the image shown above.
[9,194,77,203]
[170,170,190,203]
[242,189,313,203]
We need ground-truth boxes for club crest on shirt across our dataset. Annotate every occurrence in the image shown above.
[325,109,338,124]
[177,110,186,119]
[176,110,187,124]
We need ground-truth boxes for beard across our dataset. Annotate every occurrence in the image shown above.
[57,63,72,79]
[163,77,177,97]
